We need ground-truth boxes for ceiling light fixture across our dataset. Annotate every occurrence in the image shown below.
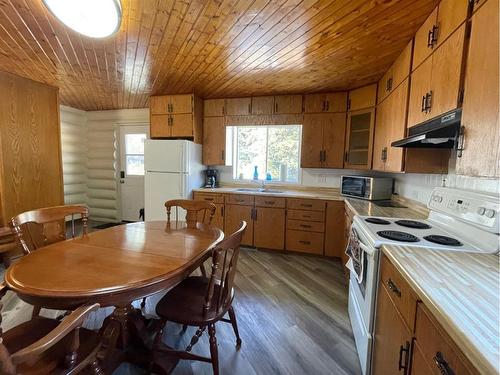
[42,0,122,38]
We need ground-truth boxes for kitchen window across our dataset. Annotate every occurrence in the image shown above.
[228,125,302,183]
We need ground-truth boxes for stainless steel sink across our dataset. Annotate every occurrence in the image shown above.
[235,188,284,193]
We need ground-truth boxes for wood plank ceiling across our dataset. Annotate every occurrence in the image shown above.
[0,0,439,110]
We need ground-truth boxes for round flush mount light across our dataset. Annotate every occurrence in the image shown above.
[42,0,122,38]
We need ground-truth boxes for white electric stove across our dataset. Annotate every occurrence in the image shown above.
[347,187,500,375]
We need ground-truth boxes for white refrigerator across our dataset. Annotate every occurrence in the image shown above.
[144,140,204,221]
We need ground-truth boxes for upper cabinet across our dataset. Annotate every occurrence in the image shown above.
[274,95,303,114]
[408,23,467,127]
[347,84,377,111]
[301,113,346,169]
[225,97,252,115]
[204,99,225,117]
[203,116,226,166]
[378,42,412,103]
[456,0,499,177]
[303,92,347,113]
[251,96,275,115]
[149,94,202,142]
[412,0,468,72]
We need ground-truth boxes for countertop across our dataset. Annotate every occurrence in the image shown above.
[194,186,429,219]
[382,245,499,375]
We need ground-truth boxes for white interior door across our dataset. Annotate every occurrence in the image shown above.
[119,125,149,221]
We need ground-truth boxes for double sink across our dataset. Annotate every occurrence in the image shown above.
[236,188,284,194]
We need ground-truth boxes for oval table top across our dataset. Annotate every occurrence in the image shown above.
[4,221,223,309]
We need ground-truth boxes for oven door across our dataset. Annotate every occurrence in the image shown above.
[342,176,367,198]
[348,222,379,375]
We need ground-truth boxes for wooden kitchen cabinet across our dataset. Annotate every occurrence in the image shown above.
[348,84,377,111]
[274,95,303,114]
[193,192,225,230]
[372,282,412,375]
[254,206,285,250]
[203,116,226,165]
[456,0,499,177]
[286,198,326,255]
[408,24,466,128]
[324,201,345,258]
[301,113,346,168]
[225,204,254,246]
[342,204,354,274]
[412,303,477,375]
[373,79,409,172]
[378,41,412,103]
[303,92,347,113]
[344,109,375,169]
[204,99,225,117]
[251,96,275,115]
[150,94,202,142]
[225,97,251,115]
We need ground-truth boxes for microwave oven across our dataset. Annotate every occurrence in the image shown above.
[341,176,393,200]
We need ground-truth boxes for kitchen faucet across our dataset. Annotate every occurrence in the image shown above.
[252,179,266,190]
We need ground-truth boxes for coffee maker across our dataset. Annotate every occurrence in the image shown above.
[203,168,219,188]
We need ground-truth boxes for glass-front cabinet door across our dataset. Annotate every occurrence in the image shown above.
[344,109,375,169]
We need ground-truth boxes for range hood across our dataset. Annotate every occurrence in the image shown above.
[392,108,461,148]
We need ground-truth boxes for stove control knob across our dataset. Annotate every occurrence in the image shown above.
[485,209,496,218]
[433,195,443,203]
[477,207,486,215]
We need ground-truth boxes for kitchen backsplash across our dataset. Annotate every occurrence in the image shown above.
[217,166,499,205]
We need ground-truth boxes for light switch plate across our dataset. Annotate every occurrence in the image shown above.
[317,174,326,184]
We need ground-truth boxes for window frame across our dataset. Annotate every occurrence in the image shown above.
[229,124,303,184]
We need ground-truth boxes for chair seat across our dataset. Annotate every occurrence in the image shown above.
[156,276,233,325]
[4,316,100,374]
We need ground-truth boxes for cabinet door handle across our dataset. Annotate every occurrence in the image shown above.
[347,98,351,111]
[274,102,278,113]
[323,150,327,162]
[264,201,275,205]
[319,150,323,162]
[387,278,401,297]
[325,100,329,111]
[302,215,311,218]
[433,352,455,375]
[220,206,224,216]
[221,150,225,162]
[222,106,225,115]
[344,151,349,163]
[300,224,312,228]
[248,103,251,114]
[204,198,214,201]
[421,95,427,112]
[425,90,433,112]
[254,208,257,221]
[301,204,313,208]
[427,29,434,48]
[386,77,393,92]
[398,341,410,372]
[299,240,311,245]
[321,100,326,112]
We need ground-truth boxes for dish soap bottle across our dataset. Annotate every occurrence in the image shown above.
[253,166,259,180]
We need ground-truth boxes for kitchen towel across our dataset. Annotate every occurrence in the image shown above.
[345,227,364,283]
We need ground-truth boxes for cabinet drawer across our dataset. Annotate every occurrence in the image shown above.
[255,196,285,208]
[287,198,325,211]
[286,230,324,254]
[415,304,476,375]
[287,209,325,222]
[226,194,254,205]
[193,192,225,204]
[287,219,324,233]
[380,255,418,330]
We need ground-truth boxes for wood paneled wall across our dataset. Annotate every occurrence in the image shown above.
[0,71,63,225]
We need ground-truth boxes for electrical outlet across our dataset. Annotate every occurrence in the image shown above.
[317,174,326,184]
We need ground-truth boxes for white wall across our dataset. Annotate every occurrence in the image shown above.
[60,106,87,205]
[86,109,149,222]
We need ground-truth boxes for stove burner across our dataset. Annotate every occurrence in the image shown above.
[395,220,432,229]
[377,230,420,242]
[424,235,463,246]
[365,218,391,225]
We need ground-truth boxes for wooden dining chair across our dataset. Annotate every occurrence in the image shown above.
[165,199,216,229]
[0,284,102,375]
[150,221,247,375]
[9,205,89,255]
[9,205,89,319]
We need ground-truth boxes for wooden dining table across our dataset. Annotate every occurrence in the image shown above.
[4,220,224,373]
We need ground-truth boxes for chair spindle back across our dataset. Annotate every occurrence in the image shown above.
[9,205,89,254]
[165,199,216,229]
[203,221,247,317]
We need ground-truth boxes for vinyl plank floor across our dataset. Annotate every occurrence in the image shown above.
[1,248,361,375]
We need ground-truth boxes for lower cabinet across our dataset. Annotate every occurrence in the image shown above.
[372,282,412,375]
[225,204,254,246]
[324,201,345,257]
[254,205,286,251]
[373,255,480,375]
